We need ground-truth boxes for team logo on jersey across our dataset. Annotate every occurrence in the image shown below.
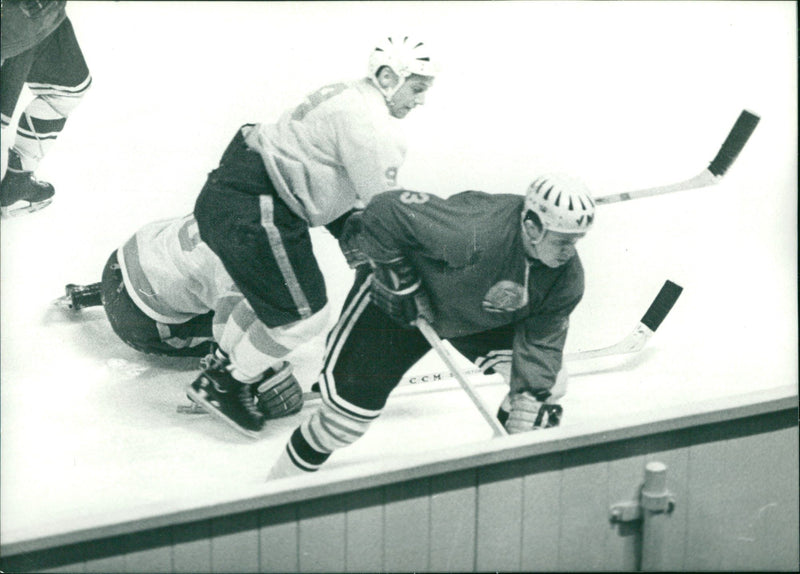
[482,280,528,313]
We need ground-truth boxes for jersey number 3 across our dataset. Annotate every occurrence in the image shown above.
[399,191,430,204]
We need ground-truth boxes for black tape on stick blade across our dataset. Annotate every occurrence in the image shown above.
[640,280,683,332]
[707,110,760,177]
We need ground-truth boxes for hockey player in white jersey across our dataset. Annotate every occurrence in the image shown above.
[60,213,305,438]
[190,36,438,434]
[268,174,595,479]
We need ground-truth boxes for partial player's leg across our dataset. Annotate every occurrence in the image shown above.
[194,127,327,328]
[186,349,303,439]
[185,300,326,438]
[269,272,430,479]
[0,47,53,217]
[191,129,329,436]
[1,18,91,217]
[55,282,103,310]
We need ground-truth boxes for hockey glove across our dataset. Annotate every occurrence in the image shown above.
[504,390,563,434]
[255,361,304,419]
[337,210,369,269]
[370,257,433,327]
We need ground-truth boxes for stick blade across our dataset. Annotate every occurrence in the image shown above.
[640,280,683,332]
[707,109,760,177]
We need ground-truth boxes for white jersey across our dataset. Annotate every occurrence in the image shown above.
[117,214,329,381]
[243,78,406,227]
[118,214,228,324]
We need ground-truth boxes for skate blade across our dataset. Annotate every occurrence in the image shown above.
[185,388,263,439]
[177,403,208,415]
[53,294,75,309]
[0,198,53,219]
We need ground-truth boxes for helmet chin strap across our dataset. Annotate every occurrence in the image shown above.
[531,229,548,246]
[377,76,407,107]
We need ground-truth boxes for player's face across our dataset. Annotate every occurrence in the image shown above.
[524,227,585,267]
[388,75,434,118]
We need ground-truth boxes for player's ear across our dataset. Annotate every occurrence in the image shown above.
[522,212,545,243]
[375,66,400,89]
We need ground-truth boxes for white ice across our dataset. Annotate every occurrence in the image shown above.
[1,1,797,546]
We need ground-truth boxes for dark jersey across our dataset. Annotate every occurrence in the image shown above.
[356,189,585,390]
[1,1,66,61]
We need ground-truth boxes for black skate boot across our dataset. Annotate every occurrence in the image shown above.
[55,283,104,310]
[1,149,55,219]
[186,351,266,438]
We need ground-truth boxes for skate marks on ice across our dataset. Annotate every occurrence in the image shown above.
[45,302,202,376]
[42,298,315,441]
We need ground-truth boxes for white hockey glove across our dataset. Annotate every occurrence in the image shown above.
[504,390,563,434]
[255,361,304,419]
[370,257,433,327]
[336,210,370,269]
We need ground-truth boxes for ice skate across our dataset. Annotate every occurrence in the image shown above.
[186,351,266,438]
[54,283,103,310]
[0,149,55,219]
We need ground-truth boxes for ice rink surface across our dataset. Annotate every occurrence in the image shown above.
[1,1,797,546]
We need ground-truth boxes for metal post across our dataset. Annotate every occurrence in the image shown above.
[640,461,675,571]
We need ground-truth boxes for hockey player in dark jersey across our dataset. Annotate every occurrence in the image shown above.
[268,174,596,479]
[190,36,438,435]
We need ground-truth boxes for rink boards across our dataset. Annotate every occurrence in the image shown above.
[2,385,797,572]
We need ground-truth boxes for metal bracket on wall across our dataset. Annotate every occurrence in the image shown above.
[609,500,643,523]
[609,461,676,523]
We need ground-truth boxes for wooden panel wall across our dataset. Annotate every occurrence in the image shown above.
[4,408,797,573]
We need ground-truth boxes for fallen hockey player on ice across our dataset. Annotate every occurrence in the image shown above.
[58,36,439,439]
[268,173,596,479]
[57,213,306,438]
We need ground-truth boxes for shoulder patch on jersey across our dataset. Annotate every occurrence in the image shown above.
[482,280,528,313]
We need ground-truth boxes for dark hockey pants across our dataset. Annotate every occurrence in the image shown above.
[193,127,327,329]
[101,251,215,358]
[286,266,515,470]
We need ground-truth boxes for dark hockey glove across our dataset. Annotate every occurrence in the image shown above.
[337,210,369,269]
[370,257,433,327]
[255,362,304,419]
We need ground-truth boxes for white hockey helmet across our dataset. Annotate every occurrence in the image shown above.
[524,174,596,234]
[368,36,438,94]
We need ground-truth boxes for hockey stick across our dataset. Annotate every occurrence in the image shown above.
[415,316,507,437]
[595,109,760,205]
[177,280,683,414]
[395,279,683,384]
[565,279,682,359]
